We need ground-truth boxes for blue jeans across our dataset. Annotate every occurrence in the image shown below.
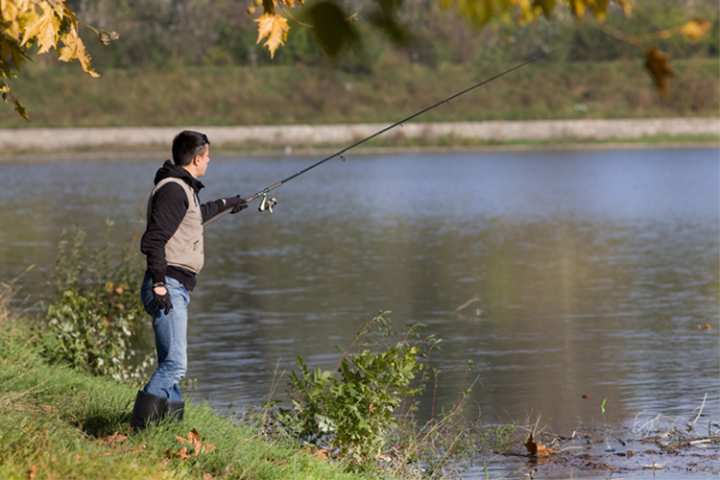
[140,273,189,402]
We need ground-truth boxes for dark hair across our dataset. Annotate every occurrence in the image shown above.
[172,130,210,166]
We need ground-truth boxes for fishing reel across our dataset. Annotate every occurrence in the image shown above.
[258,193,278,214]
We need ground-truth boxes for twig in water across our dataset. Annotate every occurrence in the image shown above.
[687,393,708,432]
[455,296,481,313]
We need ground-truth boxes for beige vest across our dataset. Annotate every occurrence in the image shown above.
[148,178,204,274]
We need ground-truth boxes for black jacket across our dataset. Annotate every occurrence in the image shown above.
[140,161,228,291]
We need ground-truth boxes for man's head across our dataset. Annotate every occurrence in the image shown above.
[172,130,211,178]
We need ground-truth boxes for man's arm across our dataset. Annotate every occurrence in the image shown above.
[201,196,248,224]
[200,199,227,224]
[140,183,188,284]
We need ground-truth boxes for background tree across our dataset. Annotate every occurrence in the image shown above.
[1,0,715,118]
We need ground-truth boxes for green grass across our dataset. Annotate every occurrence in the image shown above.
[0,322,384,480]
[4,58,718,127]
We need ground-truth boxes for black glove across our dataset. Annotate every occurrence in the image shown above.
[152,287,173,315]
[225,195,248,214]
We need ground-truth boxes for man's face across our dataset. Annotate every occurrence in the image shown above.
[194,145,210,177]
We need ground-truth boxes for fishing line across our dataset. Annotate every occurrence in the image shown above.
[207,54,541,224]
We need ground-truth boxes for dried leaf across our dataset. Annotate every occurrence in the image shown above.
[202,474,214,480]
[20,3,60,53]
[28,464,37,480]
[13,97,28,120]
[254,13,289,58]
[174,429,215,457]
[644,48,673,96]
[525,433,554,457]
[177,446,190,460]
[102,432,128,445]
[58,26,100,78]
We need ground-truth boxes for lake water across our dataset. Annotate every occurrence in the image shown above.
[2,148,719,478]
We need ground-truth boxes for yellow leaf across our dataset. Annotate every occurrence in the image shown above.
[59,27,99,78]
[255,12,289,58]
[680,19,711,41]
[20,2,60,52]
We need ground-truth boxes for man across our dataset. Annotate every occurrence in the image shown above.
[131,130,247,429]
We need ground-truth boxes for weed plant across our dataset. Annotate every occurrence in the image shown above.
[38,227,152,383]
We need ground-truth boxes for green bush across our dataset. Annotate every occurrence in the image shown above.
[278,313,434,466]
[39,227,152,383]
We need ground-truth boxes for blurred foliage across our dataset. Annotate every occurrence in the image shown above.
[58,0,718,70]
[2,0,718,118]
[0,0,118,117]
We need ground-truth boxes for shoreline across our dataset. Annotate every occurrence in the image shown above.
[0,118,717,160]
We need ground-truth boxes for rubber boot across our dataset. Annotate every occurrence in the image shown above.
[131,390,168,430]
[167,400,185,422]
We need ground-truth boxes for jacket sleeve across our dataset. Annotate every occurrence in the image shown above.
[140,183,188,284]
[201,198,230,224]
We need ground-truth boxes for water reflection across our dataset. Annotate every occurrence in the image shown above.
[1,149,718,436]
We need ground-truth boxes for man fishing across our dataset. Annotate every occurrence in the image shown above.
[128,58,535,430]
[131,130,248,429]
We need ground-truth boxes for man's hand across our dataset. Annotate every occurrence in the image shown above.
[152,285,173,315]
[225,195,248,214]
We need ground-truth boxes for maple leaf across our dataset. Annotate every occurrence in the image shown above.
[680,19,711,42]
[255,12,289,58]
[644,48,673,96]
[59,26,99,78]
[23,2,61,53]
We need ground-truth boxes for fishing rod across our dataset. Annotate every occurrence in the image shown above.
[207,54,540,224]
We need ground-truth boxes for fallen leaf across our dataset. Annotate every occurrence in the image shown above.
[28,465,37,480]
[178,446,190,460]
[202,474,214,480]
[175,429,215,457]
[102,432,128,445]
[525,433,554,457]
[581,393,590,399]
[312,447,329,460]
[697,323,713,331]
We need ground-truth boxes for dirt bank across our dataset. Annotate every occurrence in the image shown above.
[0,118,718,155]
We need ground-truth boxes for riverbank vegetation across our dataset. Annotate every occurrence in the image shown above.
[0,233,508,479]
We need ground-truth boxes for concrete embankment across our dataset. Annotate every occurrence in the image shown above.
[0,118,718,154]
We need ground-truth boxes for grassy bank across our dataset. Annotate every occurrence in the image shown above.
[0,322,382,480]
[215,131,720,155]
[6,58,719,127]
